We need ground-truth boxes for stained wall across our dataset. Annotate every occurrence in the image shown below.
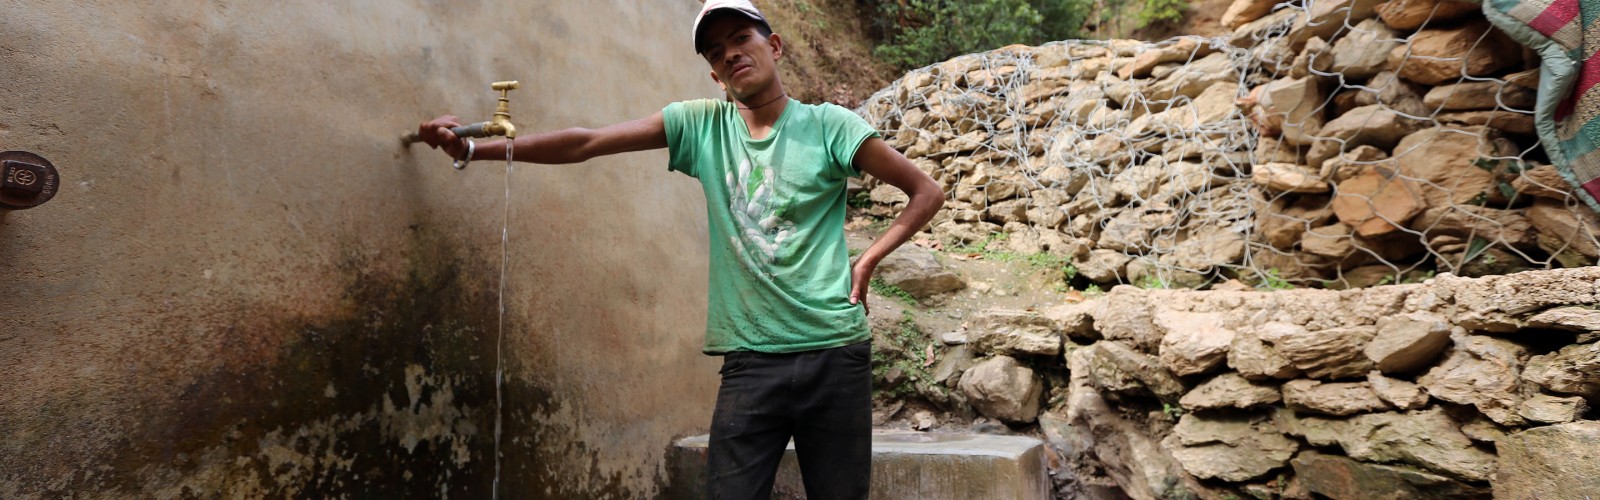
[0,1,721,497]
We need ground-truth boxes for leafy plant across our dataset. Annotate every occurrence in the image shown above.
[1256,268,1295,290]
[1136,274,1169,289]
[870,278,919,305]
[870,0,1093,70]
[870,310,946,401]
[1135,0,1187,27]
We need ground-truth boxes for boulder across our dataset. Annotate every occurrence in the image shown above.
[967,309,1062,357]
[1307,0,1386,27]
[1253,162,1330,193]
[1165,227,1247,271]
[1282,379,1392,416]
[1459,416,1507,443]
[1278,408,1497,481]
[1307,105,1426,169]
[957,355,1044,424]
[1392,125,1513,209]
[1528,198,1600,262]
[1257,194,1335,250]
[1390,20,1521,85]
[1329,18,1402,80]
[1438,110,1537,135]
[1254,76,1327,145]
[1526,306,1600,332]
[1495,421,1600,499]
[1290,36,1333,79]
[933,220,1000,244]
[1522,342,1600,398]
[1255,134,1307,164]
[1440,267,1600,332]
[1223,0,1280,28]
[1258,322,1378,379]
[1118,38,1215,79]
[1165,413,1300,482]
[1517,394,1589,424]
[1091,287,1165,352]
[1230,326,1304,380]
[1146,52,1238,102]
[1510,164,1573,200]
[1232,9,1299,50]
[1424,80,1537,112]
[874,244,967,300]
[1377,0,1479,30]
[1368,371,1431,410]
[1350,71,1430,116]
[1364,314,1452,374]
[1179,372,1282,410]
[1155,311,1236,376]
[1077,341,1186,402]
[1290,452,1489,500]
[1064,360,1213,500]
[1075,249,1132,284]
[1417,335,1530,426]
[1412,205,1539,253]
[1320,144,1388,183]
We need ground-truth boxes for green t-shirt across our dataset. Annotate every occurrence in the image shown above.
[663,98,881,354]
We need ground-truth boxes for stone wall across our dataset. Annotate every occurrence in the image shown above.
[945,267,1599,498]
[0,1,719,497]
[855,0,1600,292]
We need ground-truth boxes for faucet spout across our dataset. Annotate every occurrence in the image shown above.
[401,80,519,146]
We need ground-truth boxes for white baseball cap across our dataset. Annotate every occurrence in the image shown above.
[693,0,772,54]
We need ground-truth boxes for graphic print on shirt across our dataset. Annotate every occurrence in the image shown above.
[725,158,795,268]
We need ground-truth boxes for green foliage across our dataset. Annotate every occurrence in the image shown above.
[871,311,946,401]
[871,0,1093,70]
[1136,274,1169,289]
[1083,283,1105,296]
[848,190,872,209]
[870,278,919,305]
[1135,0,1187,28]
[1256,268,1295,290]
[1162,402,1185,419]
[948,232,1077,284]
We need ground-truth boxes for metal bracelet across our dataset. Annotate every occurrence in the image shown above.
[452,140,475,170]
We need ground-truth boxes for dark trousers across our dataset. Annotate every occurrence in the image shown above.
[706,340,873,500]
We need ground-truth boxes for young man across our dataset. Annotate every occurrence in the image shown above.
[416,1,942,497]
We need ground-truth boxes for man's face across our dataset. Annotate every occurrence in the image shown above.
[699,14,782,100]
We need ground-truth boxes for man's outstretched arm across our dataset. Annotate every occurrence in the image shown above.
[848,137,944,315]
[416,112,668,164]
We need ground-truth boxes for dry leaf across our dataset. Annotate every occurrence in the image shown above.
[923,344,937,367]
[1064,290,1085,303]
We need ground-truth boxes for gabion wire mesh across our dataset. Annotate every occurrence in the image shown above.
[855,0,1600,290]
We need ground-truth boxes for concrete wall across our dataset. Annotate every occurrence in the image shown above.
[0,1,720,497]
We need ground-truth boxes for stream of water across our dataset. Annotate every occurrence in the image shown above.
[492,141,512,500]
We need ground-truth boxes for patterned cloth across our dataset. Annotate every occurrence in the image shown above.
[1488,0,1600,212]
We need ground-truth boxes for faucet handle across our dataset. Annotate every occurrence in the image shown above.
[492,81,519,94]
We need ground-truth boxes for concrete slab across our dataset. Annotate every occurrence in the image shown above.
[665,430,1051,499]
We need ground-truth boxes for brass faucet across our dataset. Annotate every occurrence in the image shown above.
[402,80,519,146]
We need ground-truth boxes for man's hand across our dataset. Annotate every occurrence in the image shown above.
[849,259,874,316]
[417,115,469,160]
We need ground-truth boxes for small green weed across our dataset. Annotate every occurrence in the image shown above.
[870,278,918,306]
[1256,268,1295,290]
[1137,275,1169,289]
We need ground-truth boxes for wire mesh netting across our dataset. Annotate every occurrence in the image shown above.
[854,0,1600,290]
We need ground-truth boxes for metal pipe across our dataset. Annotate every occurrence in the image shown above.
[401,121,491,146]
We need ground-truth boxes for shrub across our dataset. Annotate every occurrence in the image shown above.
[870,0,1093,70]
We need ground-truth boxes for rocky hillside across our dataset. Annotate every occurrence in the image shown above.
[847,0,1600,498]
[853,0,1599,292]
